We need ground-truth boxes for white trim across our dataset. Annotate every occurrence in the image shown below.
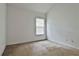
[48,39,79,49]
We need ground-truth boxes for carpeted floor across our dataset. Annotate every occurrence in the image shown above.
[3,40,79,56]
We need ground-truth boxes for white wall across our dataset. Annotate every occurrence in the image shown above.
[47,4,79,49]
[7,5,46,45]
[0,4,6,55]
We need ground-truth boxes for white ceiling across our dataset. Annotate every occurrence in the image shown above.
[8,3,54,14]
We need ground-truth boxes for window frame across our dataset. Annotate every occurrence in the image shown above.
[35,17,46,36]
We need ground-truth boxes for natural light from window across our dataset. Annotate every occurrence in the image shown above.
[36,18,45,35]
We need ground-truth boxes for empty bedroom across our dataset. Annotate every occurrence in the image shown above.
[1,3,79,56]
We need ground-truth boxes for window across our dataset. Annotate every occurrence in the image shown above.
[35,17,45,35]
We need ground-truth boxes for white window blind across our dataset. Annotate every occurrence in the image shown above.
[36,18,45,35]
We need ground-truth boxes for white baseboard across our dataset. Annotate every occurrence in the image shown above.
[0,44,6,56]
[48,39,79,49]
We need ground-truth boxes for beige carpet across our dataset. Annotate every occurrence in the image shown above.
[3,40,79,56]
